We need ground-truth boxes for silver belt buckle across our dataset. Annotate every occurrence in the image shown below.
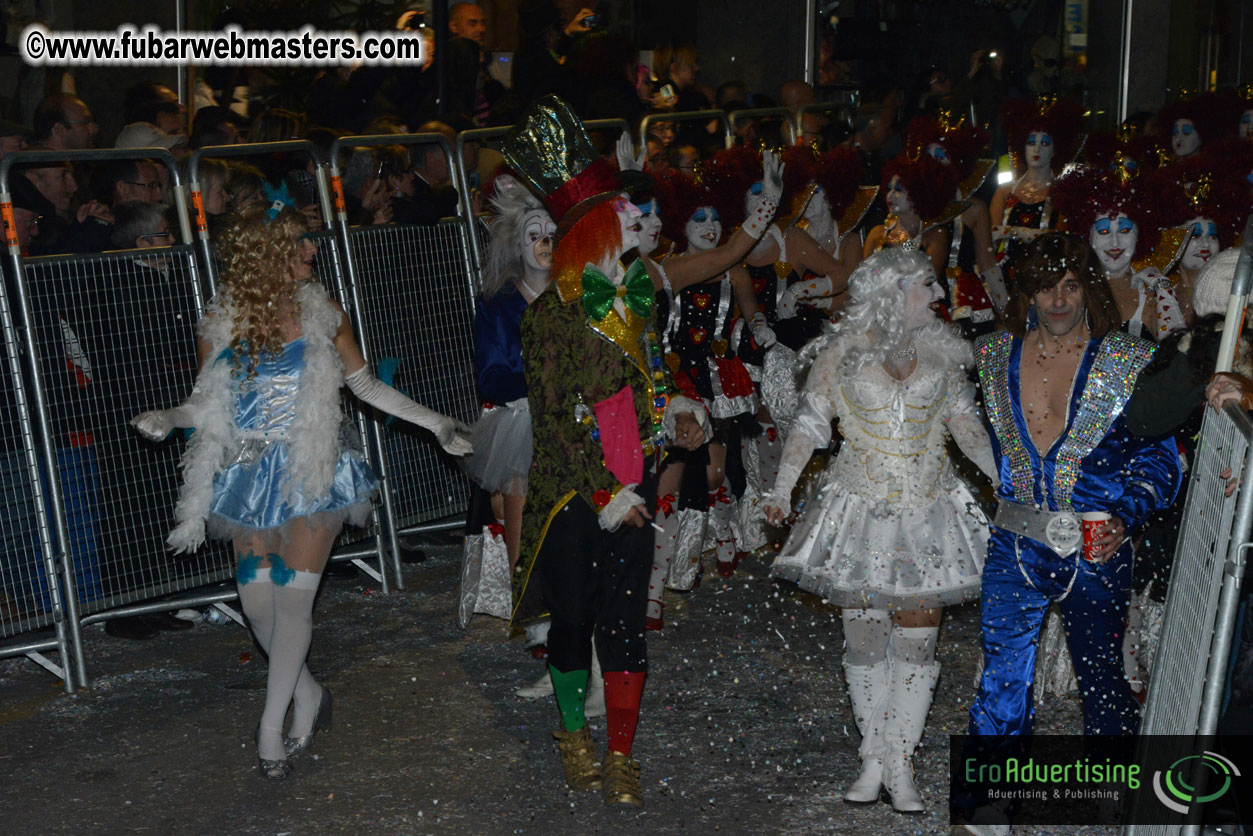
[1043,511,1081,556]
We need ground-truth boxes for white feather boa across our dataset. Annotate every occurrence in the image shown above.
[168,281,346,553]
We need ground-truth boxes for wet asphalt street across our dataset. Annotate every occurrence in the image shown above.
[0,541,1116,836]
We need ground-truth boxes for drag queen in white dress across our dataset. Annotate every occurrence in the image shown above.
[763,247,996,813]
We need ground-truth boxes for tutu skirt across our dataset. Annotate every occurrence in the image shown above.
[208,438,378,539]
[772,475,988,611]
[465,399,532,495]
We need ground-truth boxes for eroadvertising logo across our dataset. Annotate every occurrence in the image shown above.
[1151,751,1241,815]
[949,735,1246,826]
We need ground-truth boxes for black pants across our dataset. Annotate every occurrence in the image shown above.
[538,468,657,674]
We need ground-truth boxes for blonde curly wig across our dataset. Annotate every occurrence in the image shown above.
[215,203,311,370]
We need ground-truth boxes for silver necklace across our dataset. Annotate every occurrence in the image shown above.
[888,342,917,363]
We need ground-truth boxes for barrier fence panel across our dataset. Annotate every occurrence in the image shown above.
[2,146,236,688]
[471,216,490,294]
[1126,402,1253,836]
[188,142,390,589]
[342,220,478,529]
[18,248,234,614]
[727,107,797,147]
[0,264,75,691]
[331,133,479,587]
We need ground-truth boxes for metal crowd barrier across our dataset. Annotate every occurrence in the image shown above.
[188,142,390,589]
[0,196,75,691]
[1,148,226,689]
[639,109,731,153]
[329,133,480,587]
[1126,403,1253,835]
[1127,224,1252,835]
[727,107,797,147]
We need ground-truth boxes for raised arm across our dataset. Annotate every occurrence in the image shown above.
[662,149,785,292]
[661,226,772,292]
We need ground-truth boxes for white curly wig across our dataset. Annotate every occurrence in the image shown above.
[481,174,550,300]
[796,247,972,379]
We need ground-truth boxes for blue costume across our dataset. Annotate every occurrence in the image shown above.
[208,338,377,535]
[473,287,528,405]
[466,286,533,495]
[969,329,1181,737]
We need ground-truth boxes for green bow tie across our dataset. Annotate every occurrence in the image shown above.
[581,261,653,321]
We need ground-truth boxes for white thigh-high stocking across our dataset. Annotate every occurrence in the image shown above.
[256,568,323,760]
[237,567,323,750]
[842,608,892,666]
[889,624,939,666]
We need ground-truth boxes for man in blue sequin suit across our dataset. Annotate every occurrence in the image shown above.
[970,232,1181,738]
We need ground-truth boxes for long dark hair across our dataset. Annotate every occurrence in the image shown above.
[1003,232,1121,339]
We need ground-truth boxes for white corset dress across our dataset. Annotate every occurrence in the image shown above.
[772,349,988,610]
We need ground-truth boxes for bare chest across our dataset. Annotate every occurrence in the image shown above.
[1018,350,1083,453]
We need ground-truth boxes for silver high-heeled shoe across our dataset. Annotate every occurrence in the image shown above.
[284,686,333,757]
[257,756,292,780]
[257,727,292,780]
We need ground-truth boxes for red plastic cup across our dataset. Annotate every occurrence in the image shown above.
[1081,511,1112,561]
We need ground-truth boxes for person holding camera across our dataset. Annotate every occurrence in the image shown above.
[512,2,597,106]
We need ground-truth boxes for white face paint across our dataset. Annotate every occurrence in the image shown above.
[885,175,912,215]
[613,194,642,254]
[900,267,944,332]
[1181,216,1219,271]
[926,142,949,164]
[1240,109,1253,140]
[1172,118,1201,157]
[684,205,722,252]
[1025,131,1054,173]
[1090,213,1138,275]
[635,199,663,253]
[520,208,555,272]
[803,187,835,240]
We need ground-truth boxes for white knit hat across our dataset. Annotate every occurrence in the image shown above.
[1192,248,1244,319]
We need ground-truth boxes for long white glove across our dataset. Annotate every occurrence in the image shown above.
[981,264,1009,312]
[615,131,646,172]
[791,275,834,301]
[742,150,783,239]
[345,367,472,456]
[131,403,198,441]
[947,373,999,487]
[750,311,777,349]
[1132,268,1187,339]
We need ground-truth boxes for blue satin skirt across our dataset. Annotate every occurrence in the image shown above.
[209,441,378,532]
[968,528,1141,737]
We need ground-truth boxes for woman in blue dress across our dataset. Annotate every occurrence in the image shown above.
[132,202,470,780]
